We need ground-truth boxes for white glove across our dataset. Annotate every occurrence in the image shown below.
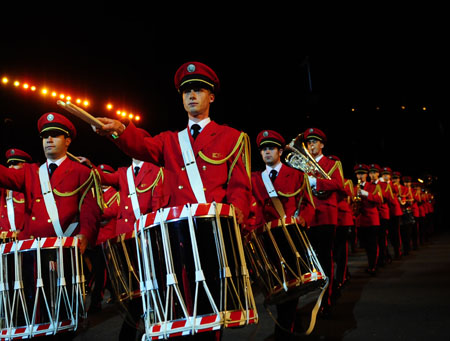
[308,176,316,188]
[360,189,369,197]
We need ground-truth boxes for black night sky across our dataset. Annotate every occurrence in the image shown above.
[0,14,447,209]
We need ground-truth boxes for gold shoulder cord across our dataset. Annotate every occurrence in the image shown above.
[136,167,164,195]
[198,132,252,184]
[372,184,384,203]
[52,169,105,212]
[105,191,120,208]
[277,174,316,209]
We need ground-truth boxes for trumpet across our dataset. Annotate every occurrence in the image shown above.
[352,179,363,216]
[285,133,331,180]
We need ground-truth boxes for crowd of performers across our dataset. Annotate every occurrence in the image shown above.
[0,61,437,341]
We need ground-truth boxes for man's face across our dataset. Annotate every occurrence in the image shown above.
[392,177,400,184]
[356,172,367,182]
[260,145,282,167]
[382,173,391,182]
[42,132,71,160]
[182,87,214,120]
[306,139,323,157]
[8,161,24,170]
[369,171,379,181]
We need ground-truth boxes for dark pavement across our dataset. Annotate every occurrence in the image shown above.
[74,227,450,341]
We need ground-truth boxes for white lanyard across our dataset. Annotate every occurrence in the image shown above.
[177,128,207,203]
[261,171,286,219]
[38,163,78,237]
[5,190,17,231]
[126,165,142,220]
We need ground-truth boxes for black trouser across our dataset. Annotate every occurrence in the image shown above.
[334,226,352,287]
[400,223,412,256]
[307,225,336,307]
[378,219,390,266]
[274,299,299,340]
[411,219,420,250]
[388,215,402,258]
[358,226,379,270]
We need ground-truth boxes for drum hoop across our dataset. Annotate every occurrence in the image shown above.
[0,237,78,255]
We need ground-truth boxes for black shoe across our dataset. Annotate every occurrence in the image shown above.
[365,268,376,276]
[319,305,332,319]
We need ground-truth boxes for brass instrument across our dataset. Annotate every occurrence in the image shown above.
[285,133,331,199]
[285,133,331,180]
[352,179,362,216]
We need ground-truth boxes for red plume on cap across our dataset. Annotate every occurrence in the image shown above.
[5,148,32,164]
[174,62,220,93]
[37,112,77,139]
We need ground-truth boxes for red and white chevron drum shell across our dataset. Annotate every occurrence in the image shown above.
[135,203,233,231]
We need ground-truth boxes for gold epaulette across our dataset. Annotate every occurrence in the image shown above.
[136,167,164,195]
[198,132,252,184]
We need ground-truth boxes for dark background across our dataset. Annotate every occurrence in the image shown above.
[0,14,447,210]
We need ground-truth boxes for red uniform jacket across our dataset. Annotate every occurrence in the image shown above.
[374,180,390,220]
[0,189,25,232]
[355,181,382,228]
[310,155,344,227]
[337,179,355,227]
[114,121,252,218]
[0,159,101,245]
[250,164,315,229]
[96,186,119,245]
[384,182,403,217]
[98,162,164,235]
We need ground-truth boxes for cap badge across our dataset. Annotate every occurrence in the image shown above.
[11,149,15,155]
[309,128,314,133]
[187,64,196,73]
[100,165,104,169]
[47,114,54,121]
[263,131,269,137]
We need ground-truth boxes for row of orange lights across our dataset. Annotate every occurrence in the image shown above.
[2,76,141,122]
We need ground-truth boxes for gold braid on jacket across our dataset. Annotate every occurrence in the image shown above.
[198,132,252,184]
[52,169,105,212]
[135,167,164,196]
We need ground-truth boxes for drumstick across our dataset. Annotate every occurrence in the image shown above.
[56,100,118,139]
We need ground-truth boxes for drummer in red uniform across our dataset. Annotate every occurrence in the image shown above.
[0,148,32,237]
[302,128,344,318]
[94,61,252,340]
[0,113,102,252]
[250,129,315,340]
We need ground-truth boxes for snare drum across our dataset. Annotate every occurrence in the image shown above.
[0,237,85,339]
[101,231,141,302]
[244,217,326,305]
[0,231,19,244]
[134,203,258,340]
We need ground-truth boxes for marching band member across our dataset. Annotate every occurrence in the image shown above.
[250,129,315,340]
[302,128,344,318]
[353,164,383,275]
[0,113,102,251]
[398,175,416,256]
[95,61,252,341]
[380,167,403,260]
[0,148,32,236]
[88,164,120,315]
[329,155,354,299]
[368,163,391,267]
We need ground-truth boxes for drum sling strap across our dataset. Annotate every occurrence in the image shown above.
[126,166,142,220]
[6,190,17,231]
[178,128,207,204]
[39,163,78,237]
[261,170,328,336]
